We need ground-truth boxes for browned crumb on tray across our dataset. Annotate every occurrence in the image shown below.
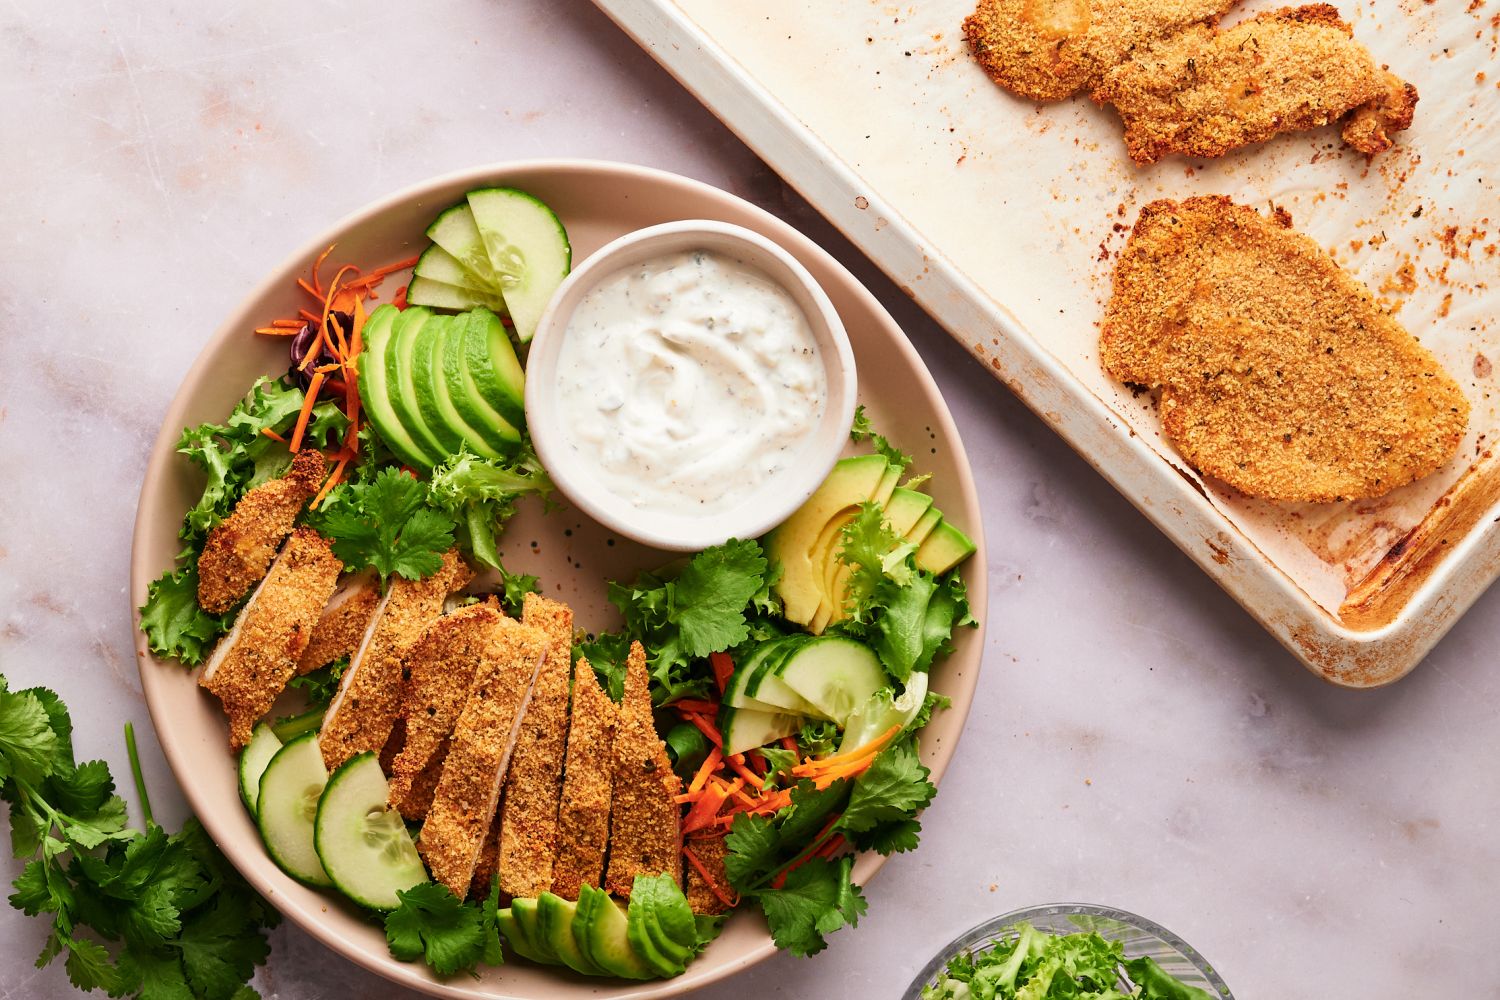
[317,549,473,771]
[199,528,341,749]
[196,449,327,613]
[1101,196,1469,502]
[604,642,683,898]
[1093,5,1418,164]
[495,594,575,899]
[294,571,379,675]
[549,657,619,901]
[419,619,548,899]
[962,0,1234,101]
[388,601,506,819]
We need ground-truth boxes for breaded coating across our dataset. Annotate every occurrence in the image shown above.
[199,528,341,749]
[1101,196,1469,502]
[684,835,734,916]
[604,642,682,898]
[496,594,575,899]
[549,657,619,901]
[295,570,379,675]
[418,621,547,899]
[388,602,507,820]
[1092,5,1416,164]
[318,550,473,771]
[197,449,327,613]
[469,812,503,900]
[963,0,1233,100]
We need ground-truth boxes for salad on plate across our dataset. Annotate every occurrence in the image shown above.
[132,185,978,983]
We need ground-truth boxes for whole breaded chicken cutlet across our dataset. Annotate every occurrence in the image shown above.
[1101,197,1468,502]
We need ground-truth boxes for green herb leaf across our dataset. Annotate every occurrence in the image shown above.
[850,405,912,475]
[384,882,489,977]
[838,742,936,836]
[139,568,230,667]
[755,855,866,957]
[310,467,457,583]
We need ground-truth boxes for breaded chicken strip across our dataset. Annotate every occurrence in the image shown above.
[318,550,473,771]
[684,834,734,916]
[604,642,682,898]
[1093,5,1417,164]
[963,0,1234,100]
[388,601,506,820]
[495,594,575,899]
[549,657,618,901]
[418,620,547,899]
[197,449,327,613]
[1102,196,1469,502]
[199,528,341,749]
[294,570,379,675]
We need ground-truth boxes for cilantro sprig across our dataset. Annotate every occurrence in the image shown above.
[384,879,503,977]
[309,467,457,584]
[2,675,277,998]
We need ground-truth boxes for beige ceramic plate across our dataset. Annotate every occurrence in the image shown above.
[129,160,988,999]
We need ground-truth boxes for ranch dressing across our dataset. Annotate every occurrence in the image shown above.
[555,248,827,517]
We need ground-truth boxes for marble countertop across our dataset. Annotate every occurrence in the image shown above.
[2,1,1497,997]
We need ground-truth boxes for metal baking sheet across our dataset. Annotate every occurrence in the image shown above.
[592,0,1500,685]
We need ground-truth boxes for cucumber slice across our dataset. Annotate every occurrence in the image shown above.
[238,723,282,815]
[425,203,501,286]
[406,276,509,314]
[777,637,887,726]
[413,244,494,295]
[314,752,428,911]
[720,705,802,756]
[465,187,571,343]
[721,637,796,709]
[256,734,333,887]
[749,640,833,720]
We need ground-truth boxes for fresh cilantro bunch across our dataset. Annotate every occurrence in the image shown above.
[579,539,778,704]
[724,740,937,956]
[309,467,457,583]
[1,675,277,998]
[921,922,1216,1000]
[834,503,975,683]
[177,377,348,551]
[384,880,503,977]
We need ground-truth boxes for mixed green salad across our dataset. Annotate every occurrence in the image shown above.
[1,181,986,998]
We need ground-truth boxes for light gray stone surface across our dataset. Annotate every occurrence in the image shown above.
[2,1,1497,997]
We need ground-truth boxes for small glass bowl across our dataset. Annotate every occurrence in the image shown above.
[903,903,1234,999]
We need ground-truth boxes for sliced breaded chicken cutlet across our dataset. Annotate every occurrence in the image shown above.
[199,527,341,749]
[388,600,506,820]
[493,594,575,899]
[318,550,473,771]
[1092,5,1418,164]
[418,619,548,898]
[549,656,619,901]
[294,569,379,676]
[197,449,327,614]
[963,0,1234,101]
[1101,196,1469,502]
[604,641,682,897]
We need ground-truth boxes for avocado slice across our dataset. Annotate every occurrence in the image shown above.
[409,313,472,458]
[536,892,605,976]
[442,312,522,456]
[497,907,560,966]
[916,519,976,575]
[461,308,526,428]
[385,308,449,461]
[629,873,700,970]
[766,454,889,627]
[906,507,943,546]
[509,898,563,966]
[884,486,935,536]
[873,463,900,506]
[626,905,688,978]
[357,304,434,470]
[575,885,653,980]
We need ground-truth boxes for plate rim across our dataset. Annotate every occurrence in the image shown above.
[128,158,989,998]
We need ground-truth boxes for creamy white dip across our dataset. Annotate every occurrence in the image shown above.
[554,248,827,517]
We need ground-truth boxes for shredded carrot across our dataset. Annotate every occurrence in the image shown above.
[298,309,321,324]
[709,651,735,694]
[728,785,758,811]
[682,846,737,908]
[260,427,288,444]
[671,699,720,716]
[747,749,768,776]
[685,713,723,749]
[254,324,303,336]
[682,782,732,835]
[311,454,349,509]
[687,747,723,797]
[393,284,409,310]
[310,243,336,296]
[809,757,877,789]
[814,834,846,860]
[726,753,764,790]
[341,255,419,291]
[780,736,799,754]
[296,277,321,301]
[792,724,901,777]
[302,265,360,372]
[287,372,326,452]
